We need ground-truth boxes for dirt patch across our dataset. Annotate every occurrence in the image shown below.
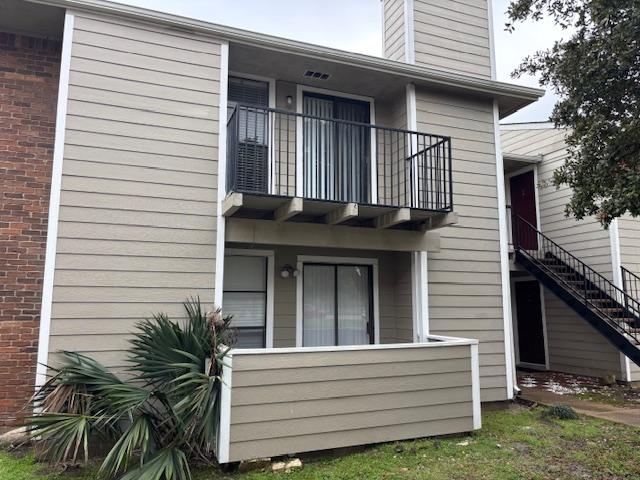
[517,370,640,407]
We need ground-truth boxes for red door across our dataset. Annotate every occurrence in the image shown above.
[510,170,538,249]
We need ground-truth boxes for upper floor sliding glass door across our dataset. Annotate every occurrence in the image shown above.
[302,93,371,204]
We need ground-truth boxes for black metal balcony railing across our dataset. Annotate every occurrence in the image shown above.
[622,266,640,303]
[226,105,453,211]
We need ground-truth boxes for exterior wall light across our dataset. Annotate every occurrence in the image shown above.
[280,264,299,278]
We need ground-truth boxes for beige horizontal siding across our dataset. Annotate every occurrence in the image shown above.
[617,214,640,381]
[225,344,475,461]
[416,87,505,401]
[543,288,623,378]
[412,0,492,78]
[48,11,222,369]
[501,126,625,379]
[383,0,406,61]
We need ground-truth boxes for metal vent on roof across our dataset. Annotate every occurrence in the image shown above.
[304,70,331,80]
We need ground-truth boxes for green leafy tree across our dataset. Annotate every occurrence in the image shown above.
[25,298,235,480]
[507,0,640,226]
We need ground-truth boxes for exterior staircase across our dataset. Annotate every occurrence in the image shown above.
[511,215,640,367]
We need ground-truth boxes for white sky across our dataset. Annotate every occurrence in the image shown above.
[119,0,564,122]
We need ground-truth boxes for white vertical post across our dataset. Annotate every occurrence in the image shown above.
[609,218,631,382]
[411,251,429,342]
[214,42,229,308]
[35,12,74,390]
[493,100,516,399]
[217,350,233,463]
[471,343,482,429]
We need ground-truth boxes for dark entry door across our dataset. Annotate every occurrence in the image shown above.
[514,280,546,366]
[510,170,538,249]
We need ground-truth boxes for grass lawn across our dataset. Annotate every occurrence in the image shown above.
[2,405,640,480]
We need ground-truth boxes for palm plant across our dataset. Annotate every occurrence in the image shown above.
[26,297,235,480]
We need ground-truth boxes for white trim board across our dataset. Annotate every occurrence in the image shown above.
[224,248,275,349]
[295,84,377,202]
[214,42,230,308]
[403,0,415,64]
[493,100,516,399]
[609,219,632,382]
[216,351,232,463]
[295,255,380,348]
[234,335,478,356]
[510,276,550,370]
[35,11,74,390]
[500,122,555,131]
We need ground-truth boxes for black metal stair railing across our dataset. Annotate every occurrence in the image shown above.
[622,266,640,303]
[226,104,453,212]
[512,214,640,344]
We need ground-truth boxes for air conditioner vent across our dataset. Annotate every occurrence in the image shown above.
[304,70,331,80]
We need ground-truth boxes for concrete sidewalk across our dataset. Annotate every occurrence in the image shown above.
[520,387,640,427]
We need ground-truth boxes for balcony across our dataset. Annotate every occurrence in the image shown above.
[223,105,455,231]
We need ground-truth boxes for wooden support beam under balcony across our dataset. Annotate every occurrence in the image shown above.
[374,208,411,229]
[420,212,459,231]
[324,203,358,225]
[222,192,243,217]
[275,197,303,222]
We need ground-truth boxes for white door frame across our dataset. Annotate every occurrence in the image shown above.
[295,255,380,347]
[511,276,550,370]
[295,85,377,202]
[224,248,275,348]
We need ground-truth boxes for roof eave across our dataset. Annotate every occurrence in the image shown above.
[27,0,544,114]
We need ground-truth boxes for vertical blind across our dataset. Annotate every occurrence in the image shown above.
[303,93,371,203]
[223,255,267,348]
[303,264,372,347]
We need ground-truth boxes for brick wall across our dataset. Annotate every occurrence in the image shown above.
[0,32,61,430]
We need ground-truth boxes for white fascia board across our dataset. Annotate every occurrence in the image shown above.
[35,11,74,390]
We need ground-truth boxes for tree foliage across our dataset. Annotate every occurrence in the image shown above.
[507,0,640,226]
[25,297,235,480]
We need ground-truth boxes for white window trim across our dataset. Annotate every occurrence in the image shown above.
[295,85,377,202]
[35,12,74,390]
[510,276,550,370]
[228,71,276,109]
[224,248,275,349]
[295,255,380,347]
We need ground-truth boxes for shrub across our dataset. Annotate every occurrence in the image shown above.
[544,404,579,420]
[25,297,235,480]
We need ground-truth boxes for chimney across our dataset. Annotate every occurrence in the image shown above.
[382,0,495,79]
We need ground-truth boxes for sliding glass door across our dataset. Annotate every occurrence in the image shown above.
[303,93,371,203]
[302,264,373,347]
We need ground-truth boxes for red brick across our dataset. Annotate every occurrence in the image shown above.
[0,32,60,431]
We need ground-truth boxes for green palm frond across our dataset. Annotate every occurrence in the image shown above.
[25,413,92,465]
[26,296,235,479]
[99,414,154,478]
[118,447,191,480]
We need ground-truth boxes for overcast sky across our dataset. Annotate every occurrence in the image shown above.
[120,0,563,123]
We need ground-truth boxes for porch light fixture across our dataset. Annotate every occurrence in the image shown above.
[280,264,299,278]
[286,95,293,106]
